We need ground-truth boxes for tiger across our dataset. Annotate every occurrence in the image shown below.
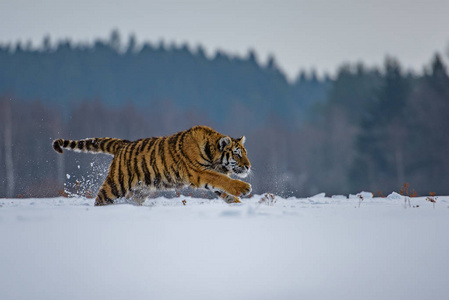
[52,125,252,206]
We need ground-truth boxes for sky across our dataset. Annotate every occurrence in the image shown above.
[1,0,449,79]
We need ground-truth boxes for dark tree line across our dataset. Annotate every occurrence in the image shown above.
[1,31,448,198]
[0,31,328,129]
[296,54,449,195]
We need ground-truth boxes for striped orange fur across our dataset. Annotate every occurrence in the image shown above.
[53,126,252,205]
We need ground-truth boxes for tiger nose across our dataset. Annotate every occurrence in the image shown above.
[245,165,251,171]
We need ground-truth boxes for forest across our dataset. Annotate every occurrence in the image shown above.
[1,31,449,198]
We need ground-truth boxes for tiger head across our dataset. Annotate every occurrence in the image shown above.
[215,136,251,178]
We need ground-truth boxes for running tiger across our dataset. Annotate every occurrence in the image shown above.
[52,126,252,205]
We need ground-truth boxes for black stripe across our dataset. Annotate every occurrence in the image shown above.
[91,139,99,150]
[142,155,152,185]
[145,139,157,187]
[96,192,104,204]
[100,189,108,201]
[167,138,182,184]
[137,140,146,152]
[113,139,123,154]
[121,145,131,191]
[199,151,211,165]
[134,156,142,183]
[154,173,162,189]
[159,138,172,184]
[78,140,85,150]
[204,141,213,161]
[150,140,161,188]
[177,131,187,152]
[117,150,126,195]
[63,140,69,148]
[143,139,156,186]
[146,138,156,152]
[70,141,76,149]
[172,166,182,183]
[168,134,182,164]
[105,140,114,153]
[149,139,158,166]
[127,142,138,189]
[168,131,182,149]
[140,138,151,152]
[185,168,193,183]
[85,140,92,151]
[99,139,107,152]
[107,157,119,194]
[107,177,119,197]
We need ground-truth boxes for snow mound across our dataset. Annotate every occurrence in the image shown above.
[387,191,405,200]
[310,192,326,198]
[349,191,373,199]
[331,195,347,199]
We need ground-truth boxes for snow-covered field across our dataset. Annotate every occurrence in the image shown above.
[1,193,448,300]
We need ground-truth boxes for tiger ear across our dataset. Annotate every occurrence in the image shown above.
[219,136,231,151]
[238,136,246,145]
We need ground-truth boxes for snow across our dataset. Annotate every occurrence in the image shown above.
[1,194,449,300]
[349,191,374,199]
[388,191,405,200]
[310,192,326,198]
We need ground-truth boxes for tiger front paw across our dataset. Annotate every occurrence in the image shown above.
[232,180,252,197]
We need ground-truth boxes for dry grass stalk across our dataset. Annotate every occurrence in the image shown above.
[426,192,438,208]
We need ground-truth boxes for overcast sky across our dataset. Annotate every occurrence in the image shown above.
[1,0,448,79]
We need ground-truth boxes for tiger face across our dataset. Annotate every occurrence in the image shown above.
[217,136,251,178]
